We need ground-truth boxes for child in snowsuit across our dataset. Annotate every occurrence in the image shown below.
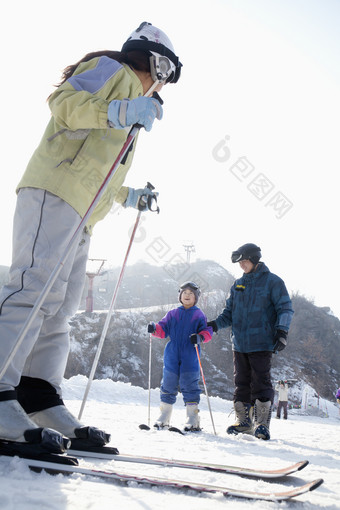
[0,22,182,454]
[208,243,294,441]
[148,282,212,431]
[336,388,340,404]
[275,381,289,419]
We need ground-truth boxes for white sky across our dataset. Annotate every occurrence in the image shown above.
[1,0,339,318]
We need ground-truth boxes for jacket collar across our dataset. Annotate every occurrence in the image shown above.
[241,262,269,283]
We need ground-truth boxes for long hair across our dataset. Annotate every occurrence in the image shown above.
[56,50,151,87]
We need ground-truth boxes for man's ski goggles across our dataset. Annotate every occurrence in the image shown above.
[231,251,244,263]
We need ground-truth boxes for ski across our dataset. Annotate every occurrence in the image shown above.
[139,423,196,435]
[68,445,309,479]
[0,439,79,465]
[0,454,324,501]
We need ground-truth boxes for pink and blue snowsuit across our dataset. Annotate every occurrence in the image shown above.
[152,306,212,405]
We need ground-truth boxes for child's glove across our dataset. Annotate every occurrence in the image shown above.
[190,334,204,345]
[147,322,156,333]
[273,330,288,352]
[108,96,163,131]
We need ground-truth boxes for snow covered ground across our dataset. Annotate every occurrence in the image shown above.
[0,376,339,510]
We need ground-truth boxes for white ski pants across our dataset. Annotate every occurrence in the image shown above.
[0,188,90,395]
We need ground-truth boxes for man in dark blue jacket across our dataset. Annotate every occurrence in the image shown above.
[208,243,294,440]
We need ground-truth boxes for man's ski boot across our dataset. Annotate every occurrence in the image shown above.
[0,399,69,454]
[184,403,201,432]
[154,402,173,429]
[227,401,253,435]
[253,399,272,440]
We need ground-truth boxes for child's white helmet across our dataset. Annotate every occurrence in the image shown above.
[122,22,182,83]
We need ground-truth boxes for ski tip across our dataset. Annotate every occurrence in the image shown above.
[168,426,185,435]
[139,424,151,431]
[297,460,309,471]
[310,479,324,492]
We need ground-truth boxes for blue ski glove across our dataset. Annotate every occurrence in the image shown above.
[107,96,163,132]
[273,329,288,353]
[124,186,159,211]
[147,322,156,333]
[190,334,204,346]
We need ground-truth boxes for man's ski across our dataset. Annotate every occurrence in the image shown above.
[1,455,324,502]
[68,445,309,479]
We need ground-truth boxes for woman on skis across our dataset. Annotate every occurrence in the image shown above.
[0,22,182,454]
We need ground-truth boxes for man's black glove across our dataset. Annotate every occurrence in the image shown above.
[273,329,288,352]
[190,334,204,345]
[147,322,156,333]
[207,320,218,333]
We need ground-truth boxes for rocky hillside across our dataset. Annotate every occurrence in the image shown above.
[80,259,234,311]
[65,260,340,403]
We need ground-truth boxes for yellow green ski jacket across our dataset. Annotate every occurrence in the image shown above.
[17,57,143,232]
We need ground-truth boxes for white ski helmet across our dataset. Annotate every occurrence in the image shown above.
[122,22,182,84]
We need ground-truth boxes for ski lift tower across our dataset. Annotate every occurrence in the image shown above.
[183,241,195,264]
[85,258,106,313]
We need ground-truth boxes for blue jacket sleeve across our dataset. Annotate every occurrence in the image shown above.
[215,287,234,331]
[271,278,294,331]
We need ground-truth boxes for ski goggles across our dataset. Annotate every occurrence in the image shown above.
[231,251,244,263]
[149,54,180,84]
[122,39,182,84]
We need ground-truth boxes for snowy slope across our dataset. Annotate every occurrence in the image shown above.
[0,376,339,510]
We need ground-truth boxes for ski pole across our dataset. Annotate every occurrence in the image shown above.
[0,126,141,382]
[138,333,153,431]
[78,183,157,419]
[147,333,152,428]
[195,344,217,435]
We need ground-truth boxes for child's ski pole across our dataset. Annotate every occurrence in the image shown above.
[138,333,153,431]
[147,333,152,428]
[195,345,217,435]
